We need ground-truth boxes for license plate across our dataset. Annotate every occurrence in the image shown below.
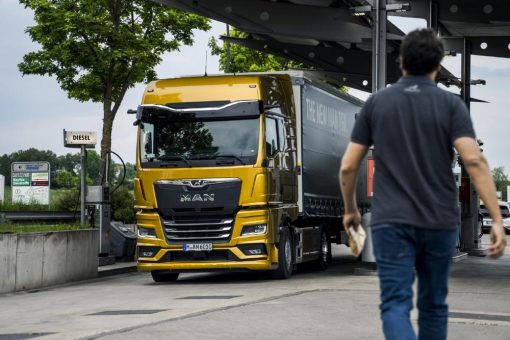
[183,243,213,251]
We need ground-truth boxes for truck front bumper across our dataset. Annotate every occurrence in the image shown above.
[136,207,280,272]
[137,243,278,272]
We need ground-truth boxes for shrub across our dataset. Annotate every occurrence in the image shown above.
[111,185,135,223]
[52,188,80,212]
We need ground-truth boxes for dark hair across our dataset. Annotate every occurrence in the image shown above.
[399,28,444,75]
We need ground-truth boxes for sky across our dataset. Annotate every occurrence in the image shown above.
[0,0,223,165]
[1,1,510,174]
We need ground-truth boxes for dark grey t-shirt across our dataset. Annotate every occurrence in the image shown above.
[351,76,476,229]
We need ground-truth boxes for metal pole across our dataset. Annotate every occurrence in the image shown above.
[358,0,387,270]
[429,1,439,31]
[80,145,87,226]
[460,38,485,255]
[226,24,231,73]
[372,0,387,92]
[461,38,471,112]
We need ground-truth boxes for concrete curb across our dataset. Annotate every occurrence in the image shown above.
[98,263,138,278]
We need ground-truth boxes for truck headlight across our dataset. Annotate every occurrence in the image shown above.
[241,224,267,236]
[138,226,156,238]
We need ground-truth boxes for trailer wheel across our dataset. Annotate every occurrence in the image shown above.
[272,226,293,279]
[151,270,179,283]
[314,228,331,270]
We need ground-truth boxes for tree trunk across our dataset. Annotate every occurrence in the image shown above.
[100,105,115,185]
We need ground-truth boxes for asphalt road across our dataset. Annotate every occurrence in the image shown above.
[0,235,509,340]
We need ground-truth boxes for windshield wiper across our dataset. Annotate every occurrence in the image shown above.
[155,155,192,168]
[187,154,247,165]
[213,154,246,165]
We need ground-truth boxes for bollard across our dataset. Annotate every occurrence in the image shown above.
[354,212,377,275]
[361,212,375,263]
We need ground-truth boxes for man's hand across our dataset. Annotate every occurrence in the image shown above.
[343,210,361,233]
[488,222,507,259]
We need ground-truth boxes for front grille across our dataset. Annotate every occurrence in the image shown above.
[162,215,234,243]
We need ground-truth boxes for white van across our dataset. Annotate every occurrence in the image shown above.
[480,201,510,233]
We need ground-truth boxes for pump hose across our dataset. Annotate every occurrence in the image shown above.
[100,150,126,195]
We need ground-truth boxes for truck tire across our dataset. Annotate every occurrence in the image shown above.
[314,228,331,270]
[151,270,179,283]
[272,226,293,279]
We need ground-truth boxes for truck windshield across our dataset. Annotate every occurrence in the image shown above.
[140,117,259,167]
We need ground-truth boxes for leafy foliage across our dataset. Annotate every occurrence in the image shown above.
[492,166,509,201]
[0,148,126,187]
[111,185,135,223]
[18,0,210,158]
[209,27,304,72]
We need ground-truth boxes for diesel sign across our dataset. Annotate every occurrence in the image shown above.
[63,130,97,148]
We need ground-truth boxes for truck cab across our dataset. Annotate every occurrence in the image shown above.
[133,72,365,282]
[134,75,300,281]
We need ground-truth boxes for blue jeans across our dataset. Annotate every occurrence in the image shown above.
[371,224,458,340]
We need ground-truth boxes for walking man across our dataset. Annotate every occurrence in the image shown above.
[340,28,506,340]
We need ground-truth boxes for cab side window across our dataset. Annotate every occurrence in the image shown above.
[265,117,278,157]
[277,118,286,151]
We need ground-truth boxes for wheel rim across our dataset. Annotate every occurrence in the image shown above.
[284,235,292,271]
[321,232,328,263]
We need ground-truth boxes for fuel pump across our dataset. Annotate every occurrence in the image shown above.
[86,150,128,265]
[86,184,111,257]
[456,139,486,256]
[86,151,114,265]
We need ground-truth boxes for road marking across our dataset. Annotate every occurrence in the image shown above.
[0,333,55,339]
[88,310,169,316]
[177,295,241,300]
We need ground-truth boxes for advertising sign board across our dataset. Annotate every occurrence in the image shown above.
[11,162,51,205]
[0,174,4,204]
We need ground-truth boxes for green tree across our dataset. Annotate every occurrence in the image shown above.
[492,166,509,201]
[111,185,135,223]
[209,27,303,72]
[18,0,210,173]
[54,170,79,189]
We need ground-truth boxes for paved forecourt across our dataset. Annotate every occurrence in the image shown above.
[0,235,508,340]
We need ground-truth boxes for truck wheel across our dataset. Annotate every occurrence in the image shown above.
[151,270,179,283]
[272,226,293,279]
[314,228,331,270]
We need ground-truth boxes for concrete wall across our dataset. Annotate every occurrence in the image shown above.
[0,230,98,294]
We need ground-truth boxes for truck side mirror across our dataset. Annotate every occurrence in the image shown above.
[262,158,275,168]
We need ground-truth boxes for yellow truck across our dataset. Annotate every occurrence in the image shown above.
[131,71,368,281]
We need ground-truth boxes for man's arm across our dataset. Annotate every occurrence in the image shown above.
[339,142,369,231]
[454,137,506,258]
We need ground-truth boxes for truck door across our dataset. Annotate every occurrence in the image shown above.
[265,116,282,204]
[277,116,297,203]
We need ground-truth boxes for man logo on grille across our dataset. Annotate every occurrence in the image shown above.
[190,180,205,187]
[180,194,215,202]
